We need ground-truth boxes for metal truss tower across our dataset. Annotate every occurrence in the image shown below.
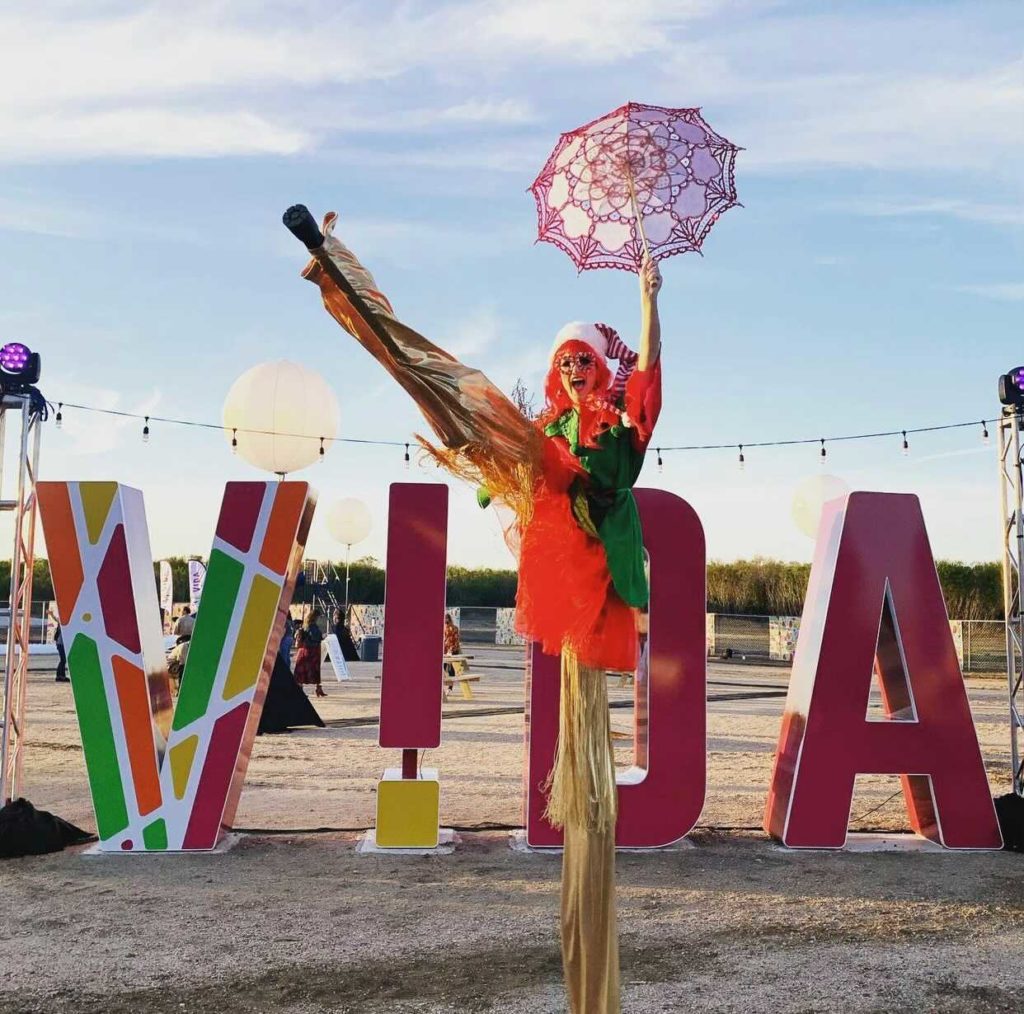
[302,558,340,619]
[998,407,1024,797]
[0,392,43,804]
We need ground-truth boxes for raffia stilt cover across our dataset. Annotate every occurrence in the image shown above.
[546,648,620,1014]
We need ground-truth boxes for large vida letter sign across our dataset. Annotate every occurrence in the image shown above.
[38,481,313,852]
[764,492,1001,849]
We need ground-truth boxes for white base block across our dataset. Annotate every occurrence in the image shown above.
[82,833,244,855]
[358,827,457,856]
[842,833,946,853]
[508,829,695,854]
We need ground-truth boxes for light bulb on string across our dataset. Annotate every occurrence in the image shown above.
[656,447,663,473]
[404,443,410,470]
[819,438,826,463]
[982,420,990,444]
[231,428,238,454]
[738,444,745,470]
[55,402,62,429]
[902,430,909,455]
[318,436,325,462]
[142,416,150,443]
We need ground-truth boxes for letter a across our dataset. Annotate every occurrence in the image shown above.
[765,492,1001,849]
[38,481,314,851]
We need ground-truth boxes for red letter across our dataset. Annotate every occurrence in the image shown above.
[379,483,448,751]
[765,492,1001,849]
[525,488,707,847]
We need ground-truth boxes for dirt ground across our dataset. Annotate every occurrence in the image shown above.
[1,650,1021,1013]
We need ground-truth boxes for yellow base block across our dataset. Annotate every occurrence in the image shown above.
[376,768,440,848]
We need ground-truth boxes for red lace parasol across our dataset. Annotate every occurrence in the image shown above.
[530,102,741,273]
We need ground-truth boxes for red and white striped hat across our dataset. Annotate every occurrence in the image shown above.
[550,321,638,398]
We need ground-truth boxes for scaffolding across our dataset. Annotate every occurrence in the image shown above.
[998,408,1024,797]
[301,558,340,620]
[0,392,43,805]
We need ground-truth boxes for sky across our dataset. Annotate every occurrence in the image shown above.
[0,0,1021,569]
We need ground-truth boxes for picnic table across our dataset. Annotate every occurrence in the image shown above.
[443,654,482,700]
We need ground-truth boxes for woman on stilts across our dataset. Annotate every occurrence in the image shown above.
[285,206,663,1014]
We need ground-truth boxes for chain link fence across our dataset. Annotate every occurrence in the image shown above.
[958,620,1006,674]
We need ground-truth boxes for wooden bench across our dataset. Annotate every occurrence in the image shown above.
[443,655,482,700]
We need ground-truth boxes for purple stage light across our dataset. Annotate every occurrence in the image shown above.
[0,343,30,373]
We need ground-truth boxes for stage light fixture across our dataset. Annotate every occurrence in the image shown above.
[0,342,41,393]
[998,367,1024,408]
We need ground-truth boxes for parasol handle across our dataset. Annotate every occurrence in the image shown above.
[624,169,652,265]
[283,204,325,249]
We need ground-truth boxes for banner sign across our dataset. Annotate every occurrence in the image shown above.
[188,559,207,613]
[322,634,350,681]
[159,559,173,615]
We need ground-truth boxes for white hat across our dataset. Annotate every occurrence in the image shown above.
[549,321,609,364]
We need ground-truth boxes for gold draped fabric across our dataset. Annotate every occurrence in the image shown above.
[301,212,540,526]
[300,214,620,1013]
[551,649,620,1014]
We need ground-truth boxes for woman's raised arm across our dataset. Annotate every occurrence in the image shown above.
[637,257,662,373]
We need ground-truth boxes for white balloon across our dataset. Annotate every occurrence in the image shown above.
[792,474,850,539]
[327,498,372,546]
[222,361,340,476]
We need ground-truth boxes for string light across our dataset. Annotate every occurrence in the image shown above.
[902,430,909,455]
[738,444,745,470]
[142,416,150,443]
[47,398,1003,468]
[982,420,990,444]
[656,447,663,473]
[318,436,325,462]
[231,428,238,454]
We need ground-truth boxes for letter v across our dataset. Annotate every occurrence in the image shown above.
[38,481,315,851]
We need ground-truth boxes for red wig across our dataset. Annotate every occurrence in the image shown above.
[536,340,621,448]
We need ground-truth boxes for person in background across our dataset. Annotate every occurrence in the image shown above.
[293,608,326,697]
[167,635,190,694]
[442,612,461,694]
[49,609,69,683]
[174,606,195,638]
[279,613,295,667]
[443,613,461,656]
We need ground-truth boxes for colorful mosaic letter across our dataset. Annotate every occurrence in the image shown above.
[525,488,708,847]
[38,481,314,851]
[764,492,1002,849]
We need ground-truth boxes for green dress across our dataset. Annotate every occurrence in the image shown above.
[543,408,649,608]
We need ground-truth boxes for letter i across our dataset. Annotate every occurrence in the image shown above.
[374,483,448,847]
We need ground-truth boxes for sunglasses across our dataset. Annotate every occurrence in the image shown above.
[557,352,596,373]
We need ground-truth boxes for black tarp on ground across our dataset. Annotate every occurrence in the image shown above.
[0,798,94,858]
[258,654,325,734]
[338,625,359,662]
[995,793,1024,851]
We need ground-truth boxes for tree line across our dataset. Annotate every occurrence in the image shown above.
[1,556,1006,620]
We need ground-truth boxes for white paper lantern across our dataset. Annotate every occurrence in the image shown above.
[791,474,850,539]
[327,498,372,546]
[222,361,340,476]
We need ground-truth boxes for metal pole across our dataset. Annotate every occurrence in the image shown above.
[344,543,352,615]
[0,395,41,804]
[999,408,1024,796]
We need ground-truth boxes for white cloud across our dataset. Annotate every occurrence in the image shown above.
[0,191,97,238]
[955,283,1024,301]
[841,198,1024,228]
[0,1,739,163]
